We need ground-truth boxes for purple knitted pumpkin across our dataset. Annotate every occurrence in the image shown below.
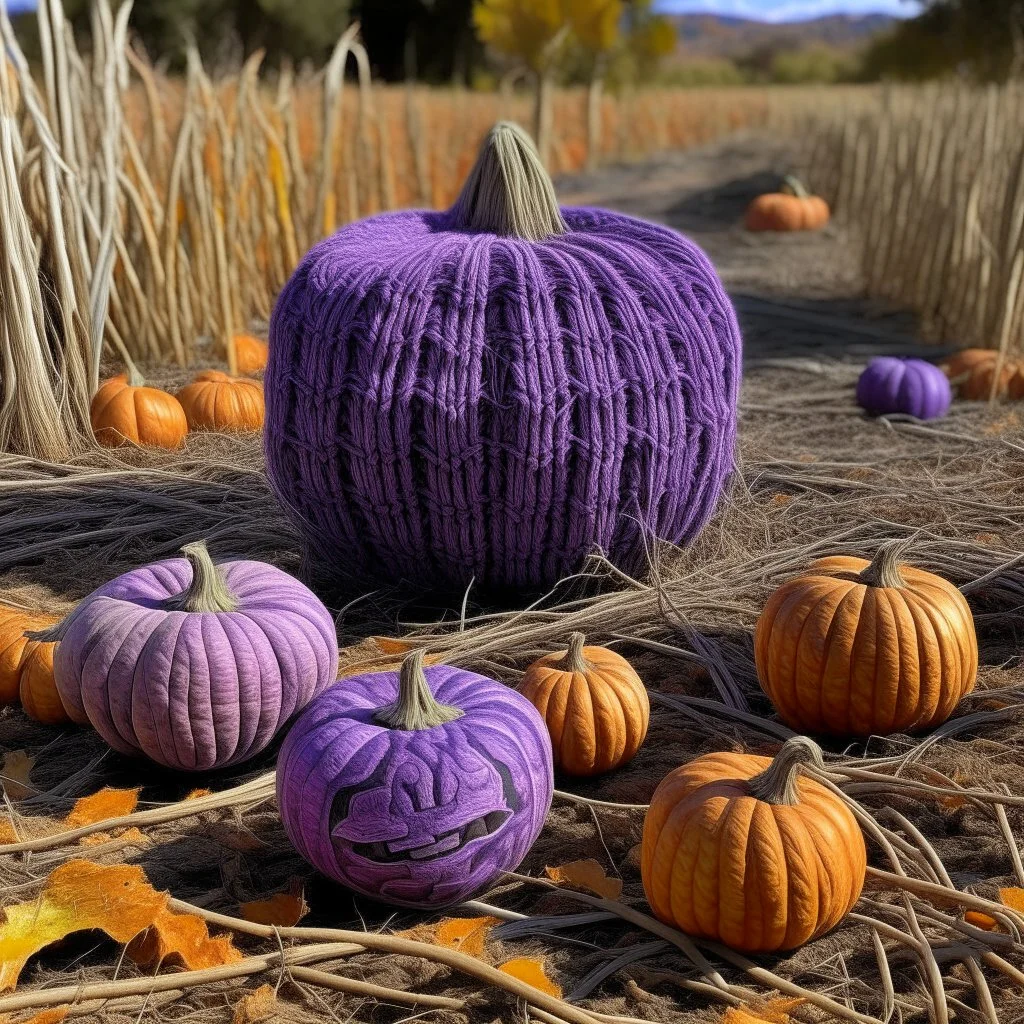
[856,357,951,420]
[277,650,553,907]
[266,122,741,591]
[50,541,338,770]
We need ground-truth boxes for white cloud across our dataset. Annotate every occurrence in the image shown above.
[655,0,921,20]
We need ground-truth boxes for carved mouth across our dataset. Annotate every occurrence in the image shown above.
[352,809,511,864]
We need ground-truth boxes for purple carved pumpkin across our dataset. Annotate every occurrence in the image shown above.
[856,357,951,420]
[50,541,338,770]
[277,651,553,907]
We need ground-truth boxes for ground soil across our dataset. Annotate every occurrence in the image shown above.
[2,134,1023,1024]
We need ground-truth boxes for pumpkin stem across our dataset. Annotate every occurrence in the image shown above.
[747,736,826,806]
[782,175,809,199]
[448,121,567,242]
[374,650,464,731]
[24,619,68,644]
[858,538,914,589]
[557,632,590,674]
[163,540,239,613]
[126,363,145,387]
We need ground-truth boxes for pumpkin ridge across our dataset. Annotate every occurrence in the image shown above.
[905,585,970,728]
[764,582,819,719]
[877,587,918,734]
[783,580,840,731]
[135,610,190,767]
[588,671,628,770]
[807,582,860,733]
[719,793,759,948]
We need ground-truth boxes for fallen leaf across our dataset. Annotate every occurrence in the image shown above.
[79,827,150,848]
[721,997,805,1023]
[545,859,623,901]
[0,751,35,801]
[0,860,241,989]
[965,888,1024,931]
[240,881,308,928]
[769,493,793,506]
[498,957,561,998]
[185,788,212,800]
[65,787,139,828]
[0,1010,70,1024]
[232,984,277,1024]
[434,916,499,958]
[623,844,642,871]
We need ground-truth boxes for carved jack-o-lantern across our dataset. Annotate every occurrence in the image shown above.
[277,651,554,907]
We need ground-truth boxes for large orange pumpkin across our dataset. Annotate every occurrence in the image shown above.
[18,639,71,725]
[744,177,829,233]
[641,736,866,952]
[519,633,649,776]
[941,348,1024,400]
[0,608,57,705]
[177,371,264,432]
[755,541,977,736]
[233,333,269,376]
[91,371,189,449]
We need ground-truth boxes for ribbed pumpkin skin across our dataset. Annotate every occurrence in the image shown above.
[178,371,264,432]
[0,609,56,705]
[641,750,865,952]
[19,640,70,725]
[744,193,829,232]
[91,375,189,449]
[942,349,1024,400]
[755,555,977,736]
[234,334,269,375]
[519,639,649,776]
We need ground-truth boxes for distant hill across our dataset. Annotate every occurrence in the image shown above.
[667,13,895,57]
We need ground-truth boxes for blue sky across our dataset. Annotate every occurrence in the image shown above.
[655,0,921,20]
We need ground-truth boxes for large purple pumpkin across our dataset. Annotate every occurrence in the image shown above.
[51,541,338,770]
[856,357,951,420]
[277,650,553,907]
[265,121,741,592]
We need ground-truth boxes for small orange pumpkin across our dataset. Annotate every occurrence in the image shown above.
[177,370,264,433]
[91,370,189,449]
[941,348,1024,400]
[0,608,57,705]
[18,639,71,725]
[641,736,866,952]
[519,633,649,776]
[745,176,830,232]
[755,540,977,737]
[233,333,269,376]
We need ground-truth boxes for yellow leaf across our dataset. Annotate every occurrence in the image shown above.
[721,997,805,1023]
[65,787,139,828]
[240,883,308,928]
[0,752,34,802]
[498,957,561,998]
[545,859,623,900]
[0,860,241,990]
[434,916,499,958]
[232,984,277,1024]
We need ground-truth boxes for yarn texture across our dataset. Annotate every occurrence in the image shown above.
[266,123,741,590]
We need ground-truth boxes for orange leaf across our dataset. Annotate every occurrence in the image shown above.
[0,1010,70,1024]
[0,860,241,990]
[721,997,805,1023]
[965,889,1024,932]
[0,751,35,801]
[240,882,308,928]
[185,788,212,800]
[65,787,139,828]
[232,984,277,1024]
[965,911,997,931]
[498,958,561,998]
[79,827,150,849]
[999,887,1024,912]
[545,859,623,901]
[370,636,417,655]
[433,916,499,958]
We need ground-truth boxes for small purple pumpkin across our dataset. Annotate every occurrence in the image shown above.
[856,357,951,420]
[277,650,553,908]
[50,541,338,770]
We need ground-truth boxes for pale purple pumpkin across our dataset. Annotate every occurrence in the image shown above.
[51,541,338,771]
[277,651,553,908]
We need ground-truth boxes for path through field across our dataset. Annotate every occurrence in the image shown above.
[2,136,1023,1024]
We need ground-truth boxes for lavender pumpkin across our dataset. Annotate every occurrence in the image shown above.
[277,650,553,908]
[266,121,741,591]
[49,541,338,771]
[857,357,951,420]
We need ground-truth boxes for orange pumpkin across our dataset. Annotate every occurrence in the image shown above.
[941,348,1023,400]
[519,633,649,776]
[18,639,71,725]
[755,541,977,736]
[177,371,264,433]
[91,370,189,449]
[0,608,57,705]
[233,333,269,376]
[641,736,866,952]
[745,176,830,232]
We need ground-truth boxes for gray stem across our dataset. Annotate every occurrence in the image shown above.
[374,650,464,731]
[163,540,238,613]
[747,736,826,806]
[858,539,913,589]
[557,632,589,674]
